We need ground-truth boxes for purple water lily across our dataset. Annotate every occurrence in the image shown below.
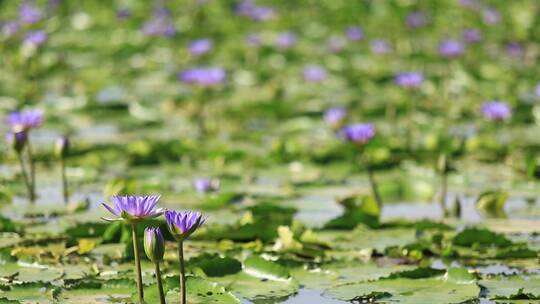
[178,67,226,87]
[246,32,262,47]
[345,26,363,41]
[439,39,464,57]
[102,195,164,222]
[303,65,327,83]
[188,39,213,56]
[327,35,346,53]
[144,227,165,263]
[462,29,481,43]
[406,12,428,29]
[371,39,391,54]
[324,107,346,128]
[506,42,523,57]
[142,9,176,37]
[483,8,500,25]
[481,101,511,121]
[395,72,424,88]
[7,109,44,131]
[275,32,297,49]
[341,123,376,144]
[165,210,207,241]
[6,130,27,153]
[236,0,276,21]
[24,30,48,46]
[2,21,20,37]
[535,83,540,97]
[19,1,43,24]
[193,178,220,193]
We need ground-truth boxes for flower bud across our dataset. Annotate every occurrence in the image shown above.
[144,227,165,263]
[7,130,27,153]
[55,136,69,158]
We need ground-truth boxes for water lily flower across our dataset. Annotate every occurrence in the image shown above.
[345,26,363,41]
[326,35,346,53]
[370,39,391,54]
[303,65,327,83]
[506,42,523,57]
[7,110,43,131]
[324,107,346,129]
[406,12,428,29]
[2,21,20,38]
[19,1,42,24]
[535,83,540,97]
[395,72,424,88]
[236,0,276,21]
[275,32,297,49]
[142,8,176,37]
[6,130,27,153]
[482,8,500,25]
[23,30,48,47]
[438,39,464,57]
[165,210,207,241]
[101,195,164,222]
[246,32,262,47]
[193,178,220,193]
[462,29,481,43]
[188,38,213,56]
[481,101,511,121]
[341,123,376,145]
[178,67,226,87]
[144,227,166,304]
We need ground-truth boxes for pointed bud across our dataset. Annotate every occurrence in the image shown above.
[7,130,27,153]
[144,227,165,263]
[55,136,69,159]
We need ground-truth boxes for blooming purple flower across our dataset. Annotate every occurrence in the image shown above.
[462,29,481,43]
[19,1,43,24]
[483,8,500,25]
[2,21,20,37]
[326,35,346,53]
[341,123,376,144]
[188,39,213,56]
[303,65,327,83]
[506,42,523,57]
[406,12,428,29]
[394,72,424,88]
[438,39,464,57]
[102,195,164,222]
[7,109,43,131]
[165,210,207,241]
[24,30,48,47]
[370,39,391,54]
[481,101,512,121]
[324,107,346,128]
[236,0,276,21]
[345,26,363,41]
[275,32,297,49]
[193,178,220,193]
[178,67,226,87]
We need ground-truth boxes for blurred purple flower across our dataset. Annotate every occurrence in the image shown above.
[2,21,19,37]
[275,32,297,49]
[246,33,262,47]
[535,83,540,97]
[395,72,424,88]
[324,107,346,128]
[7,109,43,131]
[116,8,132,20]
[483,8,500,25]
[327,35,346,53]
[341,123,376,144]
[406,12,428,29]
[370,39,391,54]
[102,195,164,222]
[303,65,327,83]
[345,26,363,41]
[236,0,276,21]
[458,0,480,9]
[188,39,213,56]
[24,30,47,46]
[481,101,511,121]
[165,210,207,241]
[439,39,464,57]
[19,1,43,24]
[142,9,176,37]
[506,42,523,57]
[178,67,226,87]
[462,29,481,43]
[193,178,219,193]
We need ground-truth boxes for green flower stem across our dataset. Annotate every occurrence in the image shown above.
[362,157,383,208]
[26,140,36,202]
[438,153,448,217]
[154,262,166,304]
[16,152,33,203]
[178,240,186,304]
[60,157,69,204]
[131,223,144,303]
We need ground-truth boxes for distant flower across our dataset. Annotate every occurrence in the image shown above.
[462,29,481,43]
[165,210,207,241]
[54,136,69,159]
[303,65,327,82]
[341,123,376,144]
[327,35,346,53]
[406,12,428,29]
[506,42,523,57]
[275,32,296,49]
[142,9,176,37]
[236,0,276,21]
[395,72,424,88]
[345,26,363,41]
[102,195,164,222]
[481,101,512,121]
[324,107,346,129]
[188,39,213,56]
[7,109,43,131]
[439,39,464,57]
[116,8,132,20]
[246,33,262,47]
[144,227,165,263]
[19,1,42,24]
[178,67,226,87]
[24,30,48,46]
[535,83,540,97]
[2,21,19,37]
[6,130,27,153]
[193,178,220,193]
[458,0,480,9]
[370,39,391,54]
[483,8,500,25]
